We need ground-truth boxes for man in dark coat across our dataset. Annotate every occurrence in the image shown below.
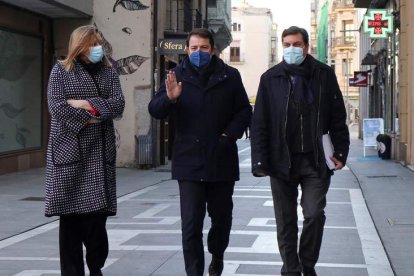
[250,26,350,276]
[148,28,252,276]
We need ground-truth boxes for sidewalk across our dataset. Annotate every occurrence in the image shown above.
[346,134,414,276]
[0,133,413,275]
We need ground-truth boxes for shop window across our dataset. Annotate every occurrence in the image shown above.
[0,28,42,154]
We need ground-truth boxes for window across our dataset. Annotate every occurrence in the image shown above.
[230,47,240,62]
[342,20,354,44]
[232,22,237,32]
[342,59,347,76]
[330,59,336,71]
[232,23,241,32]
[342,58,352,76]
[0,28,42,154]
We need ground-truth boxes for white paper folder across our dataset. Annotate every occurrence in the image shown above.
[322,134,336,170]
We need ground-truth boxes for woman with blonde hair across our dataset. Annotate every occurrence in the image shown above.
[45,25,124,275]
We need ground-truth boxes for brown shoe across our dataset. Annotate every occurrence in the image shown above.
[208,256,223,276]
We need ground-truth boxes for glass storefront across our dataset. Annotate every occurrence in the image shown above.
[0,28,42,154]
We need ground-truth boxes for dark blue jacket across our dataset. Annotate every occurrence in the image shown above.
[250,55,350,180]
[148,56,252,181]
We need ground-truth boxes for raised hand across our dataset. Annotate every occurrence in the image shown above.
[165,71,182,101]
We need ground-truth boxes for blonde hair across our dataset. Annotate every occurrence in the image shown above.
[60,25,112,71]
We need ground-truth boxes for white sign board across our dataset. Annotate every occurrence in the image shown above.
[362,118,384,156]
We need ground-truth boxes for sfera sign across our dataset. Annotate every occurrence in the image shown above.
[158,39,186,55]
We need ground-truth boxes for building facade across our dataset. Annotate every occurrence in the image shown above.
[221,0,278,99]
[354,0,414,168]
[329,0,361,124]
[0,0,231,174]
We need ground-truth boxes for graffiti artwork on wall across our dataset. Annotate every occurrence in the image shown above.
[122,27,132,35]
[95,24,149,75]
[113,0,149,12]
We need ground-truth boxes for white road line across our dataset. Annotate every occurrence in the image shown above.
[221,260,369,275]
[350,189,394,276]
[117,185,159,203]
[11,258,118,276]
[0,222,59,250]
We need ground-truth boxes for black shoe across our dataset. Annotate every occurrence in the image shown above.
[303,267,317,276]
[208,256,224,276]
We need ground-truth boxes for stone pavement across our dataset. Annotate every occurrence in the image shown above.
[0,130,413,275]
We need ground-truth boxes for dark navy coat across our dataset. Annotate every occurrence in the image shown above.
[149,56,252,182]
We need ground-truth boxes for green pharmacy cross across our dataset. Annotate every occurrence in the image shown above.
[363,10,393,38]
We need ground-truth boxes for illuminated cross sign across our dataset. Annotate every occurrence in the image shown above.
[363,10,393,38]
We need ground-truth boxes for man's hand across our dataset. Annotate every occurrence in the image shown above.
[165,71,182,101]
[255,171,268,177]
[67,99,94,111]
[329,156,344,170]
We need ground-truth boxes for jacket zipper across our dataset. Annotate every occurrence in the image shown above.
[301,114,304,152]
[285,80,292,168]
[315,82,322,167]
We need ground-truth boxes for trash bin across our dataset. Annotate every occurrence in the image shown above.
[376,134,391,160]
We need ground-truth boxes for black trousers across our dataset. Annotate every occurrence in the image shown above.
[270,153,330,276]
[178,180,235,276]
[59,214,108,276]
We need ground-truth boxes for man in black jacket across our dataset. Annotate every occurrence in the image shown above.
[250,26,350,276]
[149,28,252,276]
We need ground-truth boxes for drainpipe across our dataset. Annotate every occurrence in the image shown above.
[151,0,159,167]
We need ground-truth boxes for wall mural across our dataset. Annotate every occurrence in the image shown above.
[0,29,42,154]
[121,27,132,35]
[98,1,150,153]
[113,0,149,12]
[95,24,149,75]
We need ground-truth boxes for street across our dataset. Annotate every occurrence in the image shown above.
[1,133,413,275]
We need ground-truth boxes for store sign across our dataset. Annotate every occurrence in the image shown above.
[349,71,368,87]
[363,9,393,38]
[158,39,186,55]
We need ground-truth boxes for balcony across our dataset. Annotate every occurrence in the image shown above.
[165,0,204,32]
[332,36,356,49]
[207,0,232,52]
[333,0,354,10]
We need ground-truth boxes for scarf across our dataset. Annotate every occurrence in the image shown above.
[186,55,217,86]
[78,58,104,75]
[282,56,314,104]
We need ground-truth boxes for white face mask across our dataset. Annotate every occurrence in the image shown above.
[283,46,305,65]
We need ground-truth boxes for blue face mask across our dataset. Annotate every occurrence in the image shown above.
[189,50,211,68]
[283,46,305,65]
[88,45,104,63]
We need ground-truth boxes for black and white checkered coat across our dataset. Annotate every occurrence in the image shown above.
[45,61,125,217]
